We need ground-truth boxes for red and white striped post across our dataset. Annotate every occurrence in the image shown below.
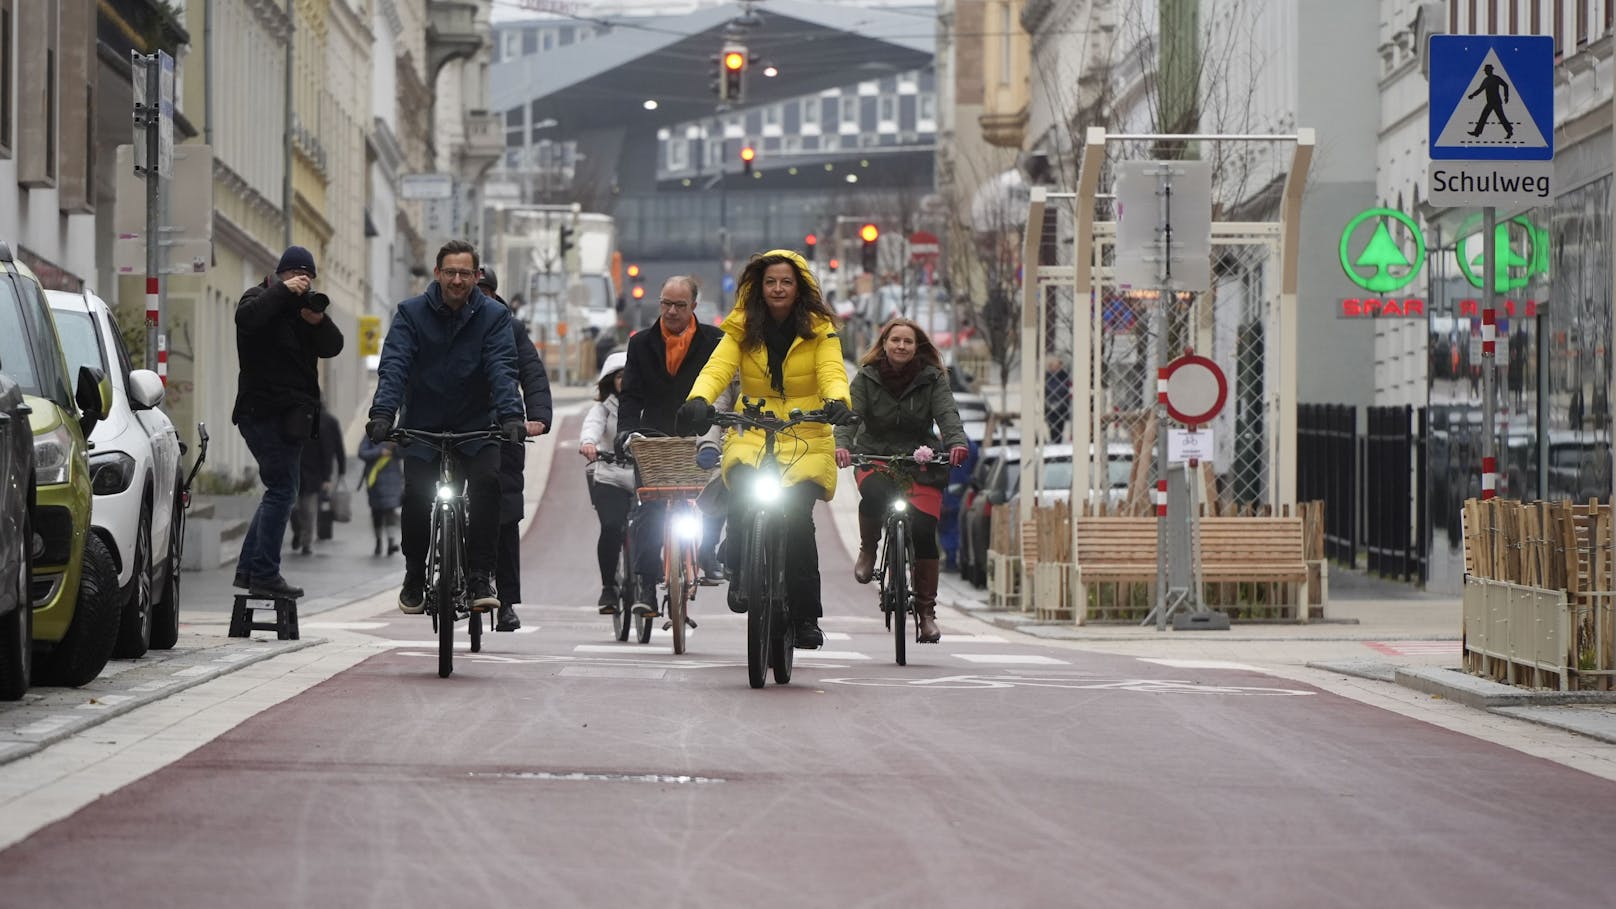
[1479,207,1498,502]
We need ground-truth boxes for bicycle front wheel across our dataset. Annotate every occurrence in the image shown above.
[888,520,908,666]
[437,508,460,678]
[769,519,793,684]
[613,541,633,642]
[667,527,689,655]
[745,511,770,689]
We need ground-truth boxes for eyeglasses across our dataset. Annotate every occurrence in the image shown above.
[659,299,692,310]
[439,268,477,280]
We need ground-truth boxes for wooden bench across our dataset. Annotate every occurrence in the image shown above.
[1070,516,1311,623]
[1198,517,1311,621]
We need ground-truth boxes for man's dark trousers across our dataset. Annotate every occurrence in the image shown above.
[401,446,502,575]
[237,416,303,581]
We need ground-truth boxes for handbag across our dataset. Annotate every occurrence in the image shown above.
[331,486,352,523]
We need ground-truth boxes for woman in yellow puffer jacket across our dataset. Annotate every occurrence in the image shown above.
[680,250,855,648]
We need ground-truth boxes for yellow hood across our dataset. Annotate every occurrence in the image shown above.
[719,249,825,337]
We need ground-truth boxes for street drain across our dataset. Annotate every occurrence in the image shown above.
[469,771,726,784]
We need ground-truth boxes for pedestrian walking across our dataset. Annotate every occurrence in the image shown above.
[358,436,404,556]
[231,245,344,599]
[289,405,345,555]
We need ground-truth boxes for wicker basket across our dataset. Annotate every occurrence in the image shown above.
[628,436,717,489]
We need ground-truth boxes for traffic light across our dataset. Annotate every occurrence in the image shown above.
[828,258,840,272]
[559,224,575,258]
[631,284,646,301]
[804,233,817,261]
[859,223,879,274]
[628,263,644,299]
[721,44,747,104]
[740,145,755,176]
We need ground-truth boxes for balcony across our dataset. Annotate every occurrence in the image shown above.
[979,107,1029,149]
[460,111,505,175]
[427,1,484,80]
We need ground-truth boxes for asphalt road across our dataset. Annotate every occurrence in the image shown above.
[2,416,1616,906]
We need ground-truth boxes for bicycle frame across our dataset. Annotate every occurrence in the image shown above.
[852,454,927,665]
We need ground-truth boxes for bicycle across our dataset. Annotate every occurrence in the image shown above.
[850,454,929,666]
[708,399,843,689]
[389,427,504,678]
[627,435,717,656]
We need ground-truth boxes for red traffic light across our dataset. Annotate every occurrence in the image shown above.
[828,258,840,271]
[723,51,745,71]
[626,263,641,279]
[859,224,879,243]
[631,285,646,300]
[804,233,817,246]
[739,146,756,162]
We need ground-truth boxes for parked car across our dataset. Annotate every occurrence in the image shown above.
[47,290,184,657]
[0,371,34,699]
[1017,442,1134,510]
[0,243,118,687]
[958,444,1020,588]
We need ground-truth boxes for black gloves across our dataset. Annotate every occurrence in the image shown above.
[614,430,638,458]
[677,397,716,435]
[501,419,527,444]
[365,416,392,444]
[823,400,858,426]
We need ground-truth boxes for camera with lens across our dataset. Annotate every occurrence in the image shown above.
[304,292,331,313]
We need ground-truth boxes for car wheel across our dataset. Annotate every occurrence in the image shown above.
[43,533,122,688]
[0,497,33,701]
[112,503,153,659]
[149,487,183,651]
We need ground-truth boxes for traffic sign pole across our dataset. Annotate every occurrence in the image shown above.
[1481,207,1497,500]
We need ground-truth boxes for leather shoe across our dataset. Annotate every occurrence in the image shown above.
[232,571,249,590]
[793,620,824,649]
[248,575,304,599]
[398,568,426,614]
[598,586,620,614]
[632,576,659,617]
[495,603,521,632]
[469,571,499,612]
[727,587,747,614]
[853,548,876,584]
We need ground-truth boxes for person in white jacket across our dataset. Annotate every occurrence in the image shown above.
[578,352,636,611]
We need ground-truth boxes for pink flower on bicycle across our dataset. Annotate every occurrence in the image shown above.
[912,445,935,464]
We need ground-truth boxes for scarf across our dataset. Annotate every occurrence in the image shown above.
[877,358,923,397]
[662,317,695,375]
[762,315,797,394]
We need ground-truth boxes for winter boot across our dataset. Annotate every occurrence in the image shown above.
[914,558,942,643]
[853,511,883,584]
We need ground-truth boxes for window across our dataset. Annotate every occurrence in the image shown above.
[840,96,857,123]
[764,105,779,126]
[801,99,818,126]
[667,137,687,171]
[879,96,896,121]
[522,28,538,55]
[51,309,107,378]
[919,95,936,122]
[0,1,11,156]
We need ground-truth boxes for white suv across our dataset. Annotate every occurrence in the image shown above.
[46,290,183,658]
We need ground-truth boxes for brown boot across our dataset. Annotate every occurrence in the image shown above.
[914,558,941,643]
[853,511,882,584]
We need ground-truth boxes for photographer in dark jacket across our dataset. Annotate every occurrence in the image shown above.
[231,245,344,599]
[617,275,725,609]
[366,240,525,616]
[477,267,553,632]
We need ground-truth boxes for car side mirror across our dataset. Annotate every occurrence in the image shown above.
[75,365,109,436]
[128,369,166,411]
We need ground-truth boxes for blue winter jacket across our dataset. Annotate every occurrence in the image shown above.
[369,282,523,460]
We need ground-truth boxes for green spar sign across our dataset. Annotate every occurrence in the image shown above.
[1339,208,1426,294]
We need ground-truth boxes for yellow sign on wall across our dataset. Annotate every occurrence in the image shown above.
[358,315,382,357]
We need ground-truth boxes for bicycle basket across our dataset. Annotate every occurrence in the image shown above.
[628,436,717,489]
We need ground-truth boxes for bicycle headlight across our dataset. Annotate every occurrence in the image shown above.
[890,499,908,513]
[33,424,74,486]
[673,513,703,540]
[89,451,138,495]
[752,473,782,503]
[436,484,455,501]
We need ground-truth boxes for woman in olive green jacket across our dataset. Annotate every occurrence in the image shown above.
[833,318,968,643]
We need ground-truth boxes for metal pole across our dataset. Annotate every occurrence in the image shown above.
[283,0,295,250]
[1155,170,1173,631]
[1481,207,1497,501]
[142,56,160,374]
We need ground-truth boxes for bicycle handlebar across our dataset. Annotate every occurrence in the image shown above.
[709,408,841,434]
[388,427,504,450]
[849,454,934,467]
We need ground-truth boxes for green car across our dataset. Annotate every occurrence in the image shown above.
[0,243,119,687]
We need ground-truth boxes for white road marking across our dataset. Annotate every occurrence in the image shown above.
[1139,659,1266,672]
[573,643,657,653]
[797,650,872,661]
[301,621,390,630]
[823,631,852,641]
[953,653,1070,665]
[940,634,1009,644]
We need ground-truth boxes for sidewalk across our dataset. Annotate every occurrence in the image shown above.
[826,475,1616,744]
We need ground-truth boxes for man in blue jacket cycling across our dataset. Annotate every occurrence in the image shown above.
[365,240,526,614]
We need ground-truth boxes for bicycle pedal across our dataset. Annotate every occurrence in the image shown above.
[661,620,672,631]
[686,617,698,629]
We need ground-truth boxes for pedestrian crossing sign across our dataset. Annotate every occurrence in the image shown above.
[1429,35,1554,161]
